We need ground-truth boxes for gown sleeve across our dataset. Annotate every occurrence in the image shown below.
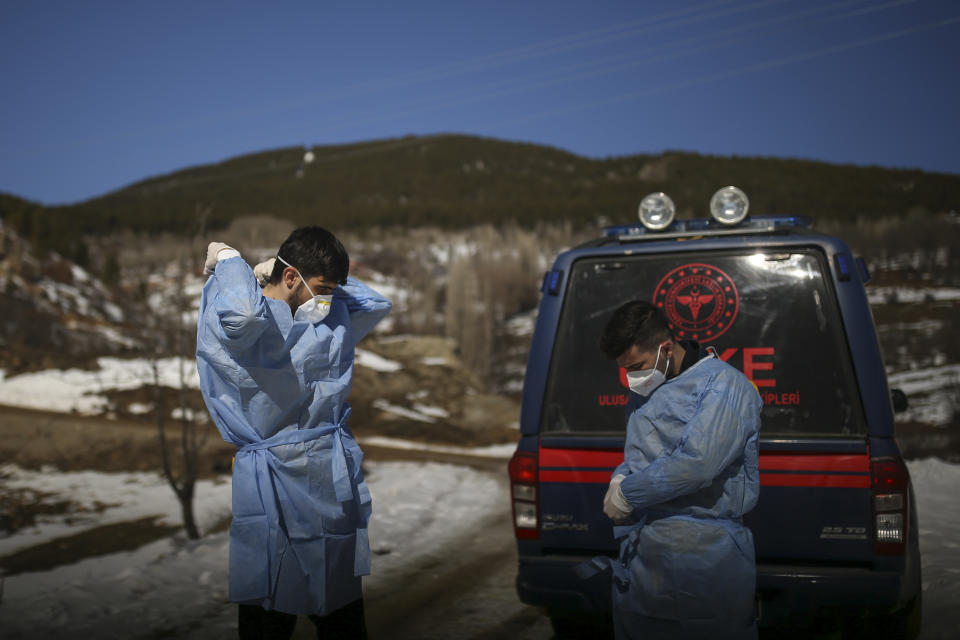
[619,373,758,510]
[333,276,392,342]
[206,256,271,353]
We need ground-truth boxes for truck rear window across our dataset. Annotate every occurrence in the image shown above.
[541,249,865,437]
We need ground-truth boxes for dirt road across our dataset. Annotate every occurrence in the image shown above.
[363,469,551,639]
[286,451,555,639]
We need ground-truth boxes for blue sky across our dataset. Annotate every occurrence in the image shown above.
[2,0,958,205]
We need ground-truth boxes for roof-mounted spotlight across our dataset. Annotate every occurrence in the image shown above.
[710,186,750,226]
[638,192,676,231]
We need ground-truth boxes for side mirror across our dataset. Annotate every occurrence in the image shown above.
[891,389,909,413]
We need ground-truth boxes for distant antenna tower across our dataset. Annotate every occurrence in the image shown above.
[295,146,315,179]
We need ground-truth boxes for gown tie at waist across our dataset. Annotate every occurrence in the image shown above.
[237,407,372,576]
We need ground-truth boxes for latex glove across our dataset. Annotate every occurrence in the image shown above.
[603,474,633,521]
[204,242,239,275]
[253,258,276,286]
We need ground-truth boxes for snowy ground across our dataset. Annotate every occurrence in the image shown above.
[0,460,503,639]
[0,467,231,558]
[0,337,956,637]
[906,458,960,640]
[1,458,958,639]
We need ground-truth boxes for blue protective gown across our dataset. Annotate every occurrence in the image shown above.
[196,256,391,616]
[609,354,761,640]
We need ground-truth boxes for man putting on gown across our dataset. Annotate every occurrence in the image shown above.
[197,226,391,639]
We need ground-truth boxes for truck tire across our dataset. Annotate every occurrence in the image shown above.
[846,592,922,640]
[547,610,613,639]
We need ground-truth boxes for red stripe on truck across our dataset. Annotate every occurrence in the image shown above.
[537,449,871,487]
[759,453,869,473]
[539,448,623,468]
[759,472,870,488]
[540,470,615,483]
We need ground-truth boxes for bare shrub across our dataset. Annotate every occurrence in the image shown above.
[446,251,493,380]
[341,221,587,386]
[441,223,577,384]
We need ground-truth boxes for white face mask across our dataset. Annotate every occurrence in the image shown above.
[626,344,667,396]
[277,255,333,324]
[295,290,332,324]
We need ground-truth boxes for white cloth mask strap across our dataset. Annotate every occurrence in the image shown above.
[276,255,317,297]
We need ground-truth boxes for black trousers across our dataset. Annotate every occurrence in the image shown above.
[238,599,367,640]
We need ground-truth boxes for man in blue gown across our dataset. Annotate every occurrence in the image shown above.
[598,300,761,640]
[196,226,391,639]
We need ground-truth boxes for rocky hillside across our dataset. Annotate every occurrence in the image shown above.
[0,220,136,373]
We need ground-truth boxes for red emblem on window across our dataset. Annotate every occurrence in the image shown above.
[652,263,739,343]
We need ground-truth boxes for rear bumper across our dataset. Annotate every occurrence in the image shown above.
[516,554,613,613]
[517,555,917,620]
[757,564,914,625]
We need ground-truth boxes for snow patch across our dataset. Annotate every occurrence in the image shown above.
[887,365,960,426]
[868,287,960,305]
[360,436,515,459]
[355,348,402,372]
[0,466,232,557]
[0,357,200,415]
[372,399,437,423]
[877,320,944,336]
[172,407,207,423]
[505,309,537,337]
[91,324,139,349]
[887,364,960,395]
[102,301,124,323]
[412,403,450,419]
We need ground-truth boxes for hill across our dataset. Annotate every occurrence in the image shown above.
[2,134,959,267]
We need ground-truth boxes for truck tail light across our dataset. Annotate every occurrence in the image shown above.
[509,450,538,540]
[871,457,909,555]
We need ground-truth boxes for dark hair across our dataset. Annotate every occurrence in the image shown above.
[269,226,349,285]
[599,300,674,359]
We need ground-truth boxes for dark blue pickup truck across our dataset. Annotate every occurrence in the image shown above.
[509,188,921,638]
